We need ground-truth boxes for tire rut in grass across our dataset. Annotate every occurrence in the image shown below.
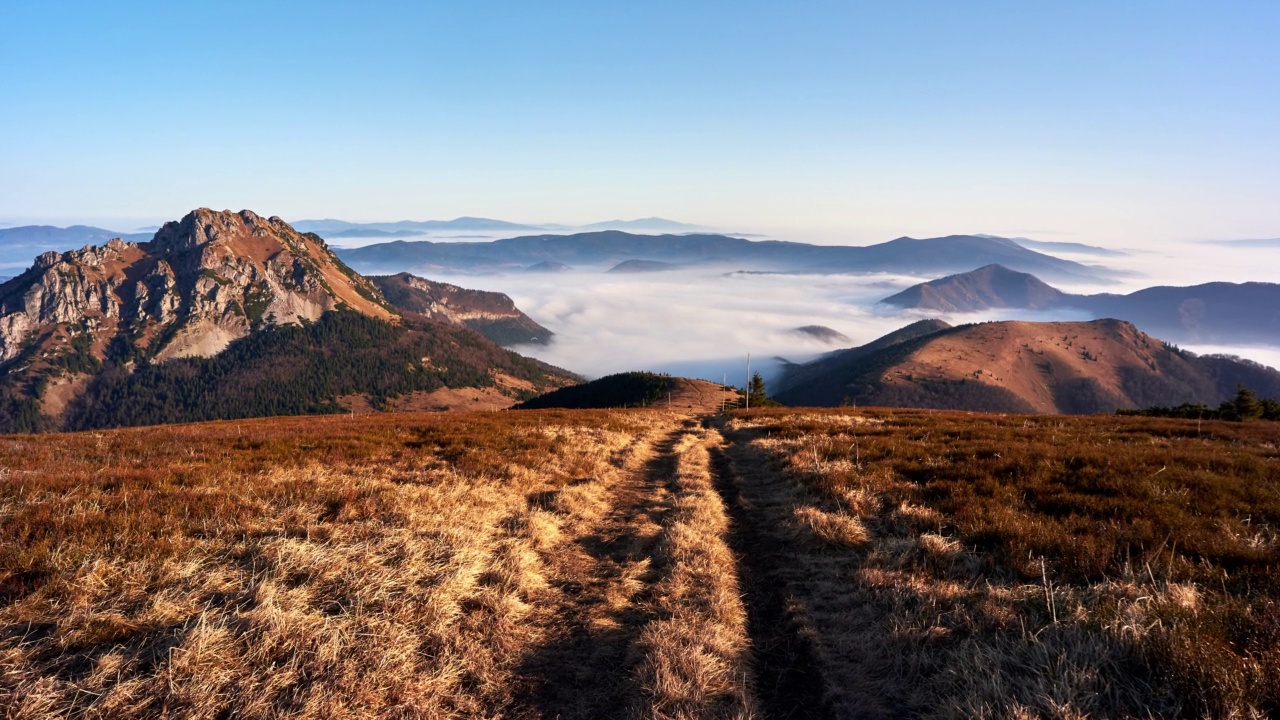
[706,419,835,720]
[513,423,689,719]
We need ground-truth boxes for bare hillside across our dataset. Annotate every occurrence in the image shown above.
[777,318,1280,413]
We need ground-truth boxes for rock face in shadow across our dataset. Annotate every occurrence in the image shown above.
[776,318,1280,413]
[370,272,553,346]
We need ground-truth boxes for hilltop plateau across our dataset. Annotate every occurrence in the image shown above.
[516,372,738,412]
[2,406,1277,717]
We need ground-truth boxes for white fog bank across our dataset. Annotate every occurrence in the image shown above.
[434,237,1280,384]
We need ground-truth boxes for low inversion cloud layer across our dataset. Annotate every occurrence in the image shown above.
[438,240,1280,385]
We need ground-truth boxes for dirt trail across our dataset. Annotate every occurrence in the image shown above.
[511,408,849,719]
[666,378,741,415]
[511,412,762,719]
[511,420,681,718]
[703,416,928,719]
[704,419,837,720]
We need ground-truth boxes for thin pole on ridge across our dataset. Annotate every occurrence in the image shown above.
[745,353,751,411]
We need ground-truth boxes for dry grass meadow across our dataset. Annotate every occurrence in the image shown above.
[0,410,752,718]
[720,409,1280,719]
[1,405,1278,718]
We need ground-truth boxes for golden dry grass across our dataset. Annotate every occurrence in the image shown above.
[0,410,754,718]
[6,404,1275,718]
[720,408,1280,719]
[632,425,754,719]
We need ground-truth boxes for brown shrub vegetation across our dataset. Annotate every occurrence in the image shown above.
[723,408,1280,718]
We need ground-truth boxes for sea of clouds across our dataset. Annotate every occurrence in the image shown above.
[427,239,1280,385]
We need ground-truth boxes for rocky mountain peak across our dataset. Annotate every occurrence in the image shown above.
[0,209,574,432]
[148,208,283,254]
[0,209,396,372]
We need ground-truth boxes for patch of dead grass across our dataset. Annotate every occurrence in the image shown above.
[0,410,694,718]
[632,428,755,719]
[720,408,1280,718]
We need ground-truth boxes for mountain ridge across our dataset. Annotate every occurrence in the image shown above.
[337,231,1107,282]
[775,318,1280,413]
[369,272,552,346]
[881,265,1280,344]
[0,209,571,432]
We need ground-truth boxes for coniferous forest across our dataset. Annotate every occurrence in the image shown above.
[0,312,567,432]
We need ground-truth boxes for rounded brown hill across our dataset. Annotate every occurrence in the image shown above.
[776,318,1280,414]
[880,263,1066,312]
[517,371,737,413]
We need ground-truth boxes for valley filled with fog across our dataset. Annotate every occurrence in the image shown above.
[409,237,1280,384]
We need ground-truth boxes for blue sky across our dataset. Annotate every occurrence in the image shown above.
[2,1,1277,246]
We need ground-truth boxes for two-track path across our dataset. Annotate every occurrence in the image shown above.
[504,400,835,719]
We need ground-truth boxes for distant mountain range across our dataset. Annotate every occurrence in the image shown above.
[775,318,1280,413]
[0,217,711,264]
[337,232,1110,282]
[290,217,542,236]
[978,235,1128,257]
[577,218,706,232]
[288,216,707,237]
[1196,238,1280,249]
[1,223,1123,284]
[880,264,1280,345]
[0,209,571,432]
[0,225,153,270]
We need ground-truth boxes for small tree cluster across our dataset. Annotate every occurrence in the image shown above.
[1119,386,1280,422]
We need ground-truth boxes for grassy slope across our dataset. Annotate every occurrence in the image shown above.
[721,408,1280,717]
[3,406,1278,717]
[0,410,752,718]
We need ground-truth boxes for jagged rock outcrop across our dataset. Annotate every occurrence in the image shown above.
[0,209,392,366]
[0,209,572,432]
[370,273,553,346]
